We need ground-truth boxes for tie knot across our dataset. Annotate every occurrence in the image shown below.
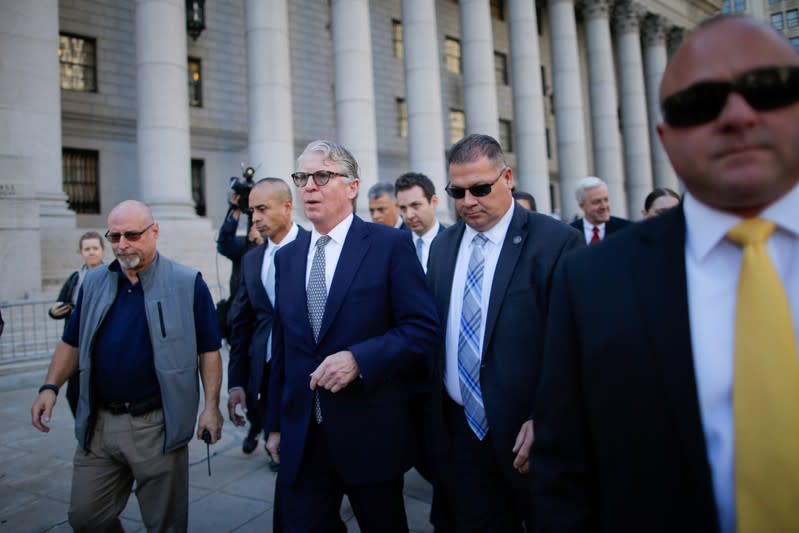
[727,218,776,247]
[315,235,330,250]
[473,233,488,247]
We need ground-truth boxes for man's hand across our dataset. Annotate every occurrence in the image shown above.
[266,432,281,464]
[309,351,360,393]
[512,419,534,474]
[31,390,57,433]
[197,407,223,444]
[227,388,247,427]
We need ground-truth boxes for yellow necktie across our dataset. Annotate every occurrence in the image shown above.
[728,218,799,532]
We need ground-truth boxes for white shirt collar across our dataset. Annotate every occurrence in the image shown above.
[463,201,515,246]
[311,213,354,247]
[268,222,299,250]
[419,220,441,243]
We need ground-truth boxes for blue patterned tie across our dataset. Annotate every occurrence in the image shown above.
[264,245,278,362]
[458,233,489,440]
[307,235,330,423]
[415,237,424,265]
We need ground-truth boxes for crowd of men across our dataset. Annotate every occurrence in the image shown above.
[30,14,799,533]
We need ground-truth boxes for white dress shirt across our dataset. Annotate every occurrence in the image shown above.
[261,223,300,290]
[305,214,353,289]
[581,220,606,244]
[684,183,799,533]
[444,203,515,404]
[414,220,441,273]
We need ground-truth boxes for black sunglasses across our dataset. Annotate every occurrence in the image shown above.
[105,223,154,243]
[291,170,349,187]
[661,65,799,128]
[445,167,507,199]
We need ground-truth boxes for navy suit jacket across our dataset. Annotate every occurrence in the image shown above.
[533,206,719,532]
[427,206,583,488]
[265,215,440,486]
[228,227,308,401]
[571,215,631,242]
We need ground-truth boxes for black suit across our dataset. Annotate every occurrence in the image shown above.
[427,206,582,530]
[570,215,631,243]
[533,206,720,533]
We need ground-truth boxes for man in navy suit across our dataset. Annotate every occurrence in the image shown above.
[395,172,446,273]
[533,16,799,532]
[227,178,302,463]
[265,140,440,532]
[427,134,582,531]
[570,176,631,244]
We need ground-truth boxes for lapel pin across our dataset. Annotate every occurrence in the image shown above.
[513,235,522,245]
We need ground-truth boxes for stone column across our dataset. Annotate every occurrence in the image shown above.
[0,0,68,297]
[136,0,195,218]
[459,0,499,138]
[614,0,653,220]
[401,0,447,202]
[245,0,294,179]
[508,0,550,213]
[667,27,685,58]
[580,0,627,216]
[548,0,589,221]
[642,14,678,191]
[331,0,379,208]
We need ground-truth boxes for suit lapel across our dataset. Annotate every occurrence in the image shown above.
[631,207,715,500]
[434,221,465,329]
[317,216,370,344]
[248,243,272,311]
[288,230,314,342]
[483,207,527,359]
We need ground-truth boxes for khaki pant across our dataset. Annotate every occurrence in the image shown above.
[68,408,189,533]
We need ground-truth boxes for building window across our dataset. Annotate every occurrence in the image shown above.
[545,127,552,160]
[396,98,408,138]
[734,0,746,11]
[721,0,730,12]
[392,19,404,59]
[191,159,206,217]
[188,57,202,107]
[445,36,462,74]
[791,36,799,51]
[62,149,100,214]
[541,65,548,96]
[787,9,799,27]
[494,52,508,86]
[449,109,465,145]
[58,34,97,92]
[490,0,505,20]
[772,12,784,30]
[770,0,782,4]
[499,119,513,153]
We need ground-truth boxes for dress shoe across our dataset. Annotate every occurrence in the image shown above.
[266,443,279,472]
[242,426,259,454]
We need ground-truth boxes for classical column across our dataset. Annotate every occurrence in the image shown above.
[548,0,589,221]
[642,14,678,191]
[614,0,653,220]
[580,0,627,216]
[135,0,195,218]
[508,0,550,213]
[401,0,447,201]
[667,27,685,58]
[245,0,294,179]
[331,0,379,205]
[459,0,499,138]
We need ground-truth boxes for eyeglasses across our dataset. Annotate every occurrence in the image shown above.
[105,223,154,243]
[661,66,799,128]
[445,167,507,199]
[291,170,349,187]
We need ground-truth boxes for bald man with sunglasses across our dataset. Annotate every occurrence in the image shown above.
[425,134,581,531]
[32,200,223,533]
[533,15,799,533]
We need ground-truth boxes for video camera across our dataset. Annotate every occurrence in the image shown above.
[229,166,256,212]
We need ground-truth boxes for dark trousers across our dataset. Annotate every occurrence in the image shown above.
[442,396,531,533]
[278,420,408,533]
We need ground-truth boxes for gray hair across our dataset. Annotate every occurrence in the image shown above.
[575,176,607,204]
[447,134,507,170]
[297,140,359,182]
[367,182,395,201]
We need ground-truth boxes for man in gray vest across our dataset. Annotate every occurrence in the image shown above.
[31,200,223,533]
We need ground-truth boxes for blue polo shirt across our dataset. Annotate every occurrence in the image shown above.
[63,265,221,403]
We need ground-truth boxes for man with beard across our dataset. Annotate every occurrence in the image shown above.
[31,200,223,533]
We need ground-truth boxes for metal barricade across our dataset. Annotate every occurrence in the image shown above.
[0,299,63,365]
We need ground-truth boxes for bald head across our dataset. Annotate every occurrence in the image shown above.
[108,200,154,225]
[253,177,292,203]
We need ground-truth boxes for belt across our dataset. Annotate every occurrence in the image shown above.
[103,395,162,416]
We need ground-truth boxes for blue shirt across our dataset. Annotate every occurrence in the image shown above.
[64,266,221,403]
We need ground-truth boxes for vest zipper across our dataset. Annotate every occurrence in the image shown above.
[157,302,166,338]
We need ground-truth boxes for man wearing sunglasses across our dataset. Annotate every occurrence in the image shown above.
[425,134,582,531]
[264,140,440,531]
[31,200,223,532]
[533,16,799,533]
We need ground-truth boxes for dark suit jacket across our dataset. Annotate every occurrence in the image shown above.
[571,215,631,242]
[532,206,719,533]
[228,227,308,403]
[427,206,583,489]
[265,216,440,486]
